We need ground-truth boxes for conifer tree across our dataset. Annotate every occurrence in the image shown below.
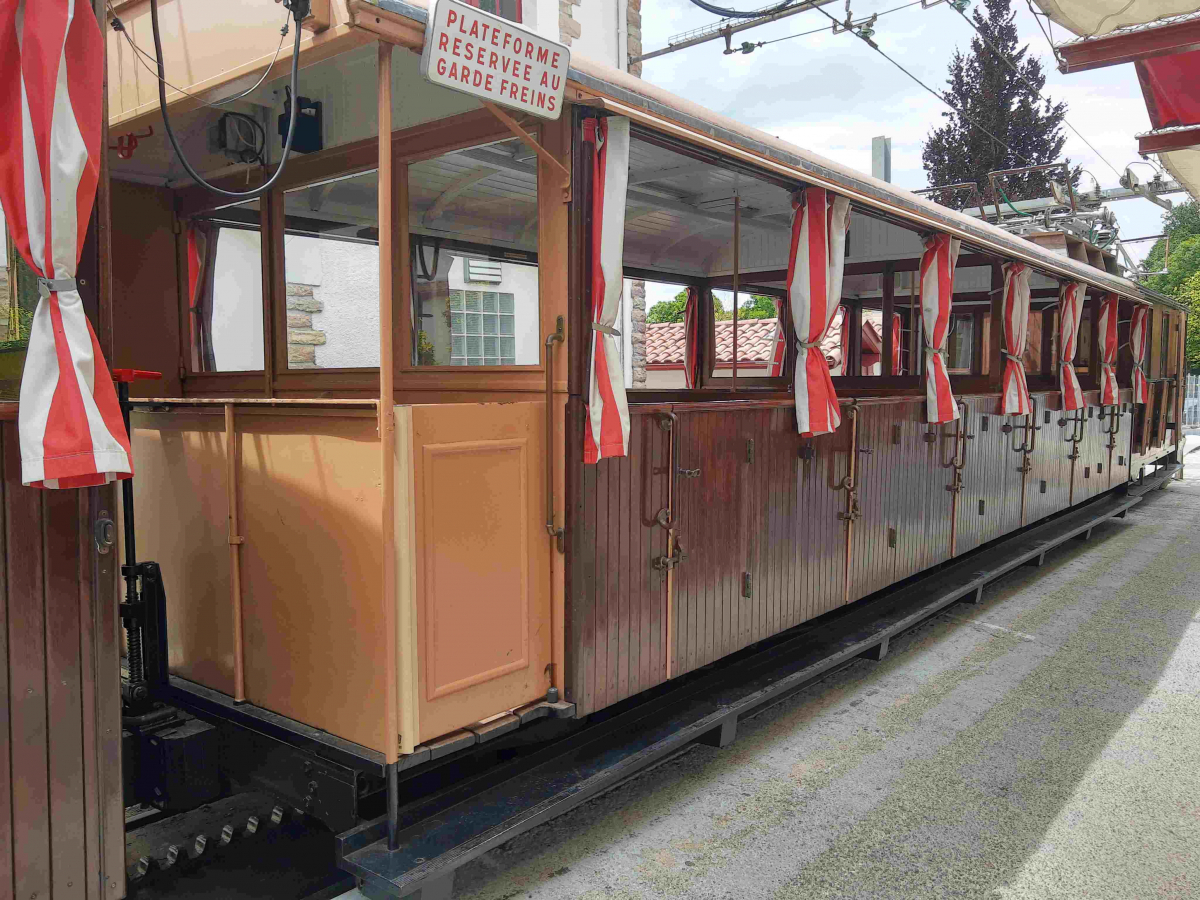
[922,0,1073,203]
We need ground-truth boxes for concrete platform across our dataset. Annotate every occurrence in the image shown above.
[341,464,1200,899]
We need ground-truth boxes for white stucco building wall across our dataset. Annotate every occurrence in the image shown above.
[285,235,382,368]
[211,228,265,371]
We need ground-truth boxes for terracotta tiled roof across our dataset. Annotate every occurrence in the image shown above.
[645,313,883,369]
[646,318,781,365]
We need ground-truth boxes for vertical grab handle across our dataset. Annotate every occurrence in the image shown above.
[545,316,565,554]
[655,411,680,530]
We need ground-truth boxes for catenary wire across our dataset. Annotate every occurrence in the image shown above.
[806,2,1036,165]
[685,0,818,20]
[757,0,923,47]
[949,4,1124,179]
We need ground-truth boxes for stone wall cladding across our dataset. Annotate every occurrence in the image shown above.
[560,0,582,43]
[629,279,647,386]
[627,0,642,75]
[286,282,326,368]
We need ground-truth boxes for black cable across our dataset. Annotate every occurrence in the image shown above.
[950,5,1122,179]
[685,0,813,21]
[809,2,1034,166]
[758,0,921,46]
[149,0,306,200]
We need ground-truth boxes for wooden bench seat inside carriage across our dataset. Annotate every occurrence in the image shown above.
[101,0,1187,765]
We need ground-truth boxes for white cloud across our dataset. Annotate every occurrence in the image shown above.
[637,0,1179,262]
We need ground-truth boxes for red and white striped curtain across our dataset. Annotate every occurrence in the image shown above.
[919,233,961,424]
[767,297,786,377]
[1000,261,1032,415]
[1097,292,1120,405]
[1058,281,1087,411]
[683,285,701,389]
[1130,303,1151,404]
[890,312,902,375]
[1,0,131,488]
[583,116,631,463]
[787,187,851,436]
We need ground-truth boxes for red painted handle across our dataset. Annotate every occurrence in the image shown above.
[111,369,162,383]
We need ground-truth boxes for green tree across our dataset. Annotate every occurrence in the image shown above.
[646,291,778,324]
[922,0,1076,203]
[1144,201,1200,372]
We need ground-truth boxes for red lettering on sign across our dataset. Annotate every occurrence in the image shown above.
[438,33,449,52]
[551,74,561,90]
[459,63,471,84]
[536,91,545,108]
[469,19,479,38]
[484,74,494,92]
[537,47,549,65]
[447,61,458,80]
[547,95,556,112]
[436,57,447,76]
[452,36,462,56]
[488,50,499,69]
[524,41,534,60]
[509,81,519,99]
[503,31,513,50]
[500,78,509,96]
[551,52,560,68]
[446,8,458,27]
[520,85,529,104]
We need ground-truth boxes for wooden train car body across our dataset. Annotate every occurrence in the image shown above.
[98,0,1186,767]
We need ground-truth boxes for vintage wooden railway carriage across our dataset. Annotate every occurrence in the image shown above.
[0,0,1187,894]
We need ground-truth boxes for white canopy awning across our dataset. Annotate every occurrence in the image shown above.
[1159,146,1200,201]
[1032,0,1200,37]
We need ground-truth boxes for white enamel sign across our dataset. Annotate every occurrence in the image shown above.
[420,0,570,120]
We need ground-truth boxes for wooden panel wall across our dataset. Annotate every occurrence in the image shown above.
[569,409,670,716]
[567,388,1144,716]
[0,422,125,900]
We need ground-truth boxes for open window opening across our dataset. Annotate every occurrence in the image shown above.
[184,199,266,373]
[407,136,541,368]
[281,169,380,369]
[618,128,797,393]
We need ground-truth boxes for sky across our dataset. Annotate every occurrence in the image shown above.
[635,0,1187,264]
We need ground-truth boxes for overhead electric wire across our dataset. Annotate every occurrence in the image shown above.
[948,4,1124,179]
[805,2,1036,166]
[108,2,292,111]
[756,0,922,47]
[685,0,814,20]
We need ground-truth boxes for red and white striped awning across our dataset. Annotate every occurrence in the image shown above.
[1097,293,1120,405]
[787,187,851,436]
[1,0,131,488]
[1000,262,1033,416]
[1129,303,1151,404]
[1058,281,1087,411]
[583,116,631,463]
[683,285,701,388]
[919,234,960,424]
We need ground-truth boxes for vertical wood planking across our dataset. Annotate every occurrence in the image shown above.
[43,488,88,899]
[5,424,52,900]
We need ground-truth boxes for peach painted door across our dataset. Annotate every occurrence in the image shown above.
[401,401,553,744]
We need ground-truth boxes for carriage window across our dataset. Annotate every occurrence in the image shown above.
[620,130,795,390]
[631,277,691,389]
[282,170,379,369]
[946,312,974,373]
[408,137,540,367]
[1077,303,1092,374]
[185,199,265,373]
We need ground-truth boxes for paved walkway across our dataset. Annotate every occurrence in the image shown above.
[446,463,1200,900]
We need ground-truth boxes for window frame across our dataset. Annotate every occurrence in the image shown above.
[172,107,551,397]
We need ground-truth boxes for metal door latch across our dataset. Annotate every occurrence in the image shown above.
[680,467,701,478]
[94,515,116,554]
[652,545,688,571]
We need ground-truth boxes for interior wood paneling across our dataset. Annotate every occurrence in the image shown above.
[237,413,387,751]
[131,411,236,695]
[110,180,182,396]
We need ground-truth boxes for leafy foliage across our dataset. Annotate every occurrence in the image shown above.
[922,0,1076,202]
[1143,204,1200,373]
[646,290,778,324]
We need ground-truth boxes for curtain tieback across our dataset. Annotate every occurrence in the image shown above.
[592,323,621,337]
[797,338,823,350]
[38,277,77,298]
